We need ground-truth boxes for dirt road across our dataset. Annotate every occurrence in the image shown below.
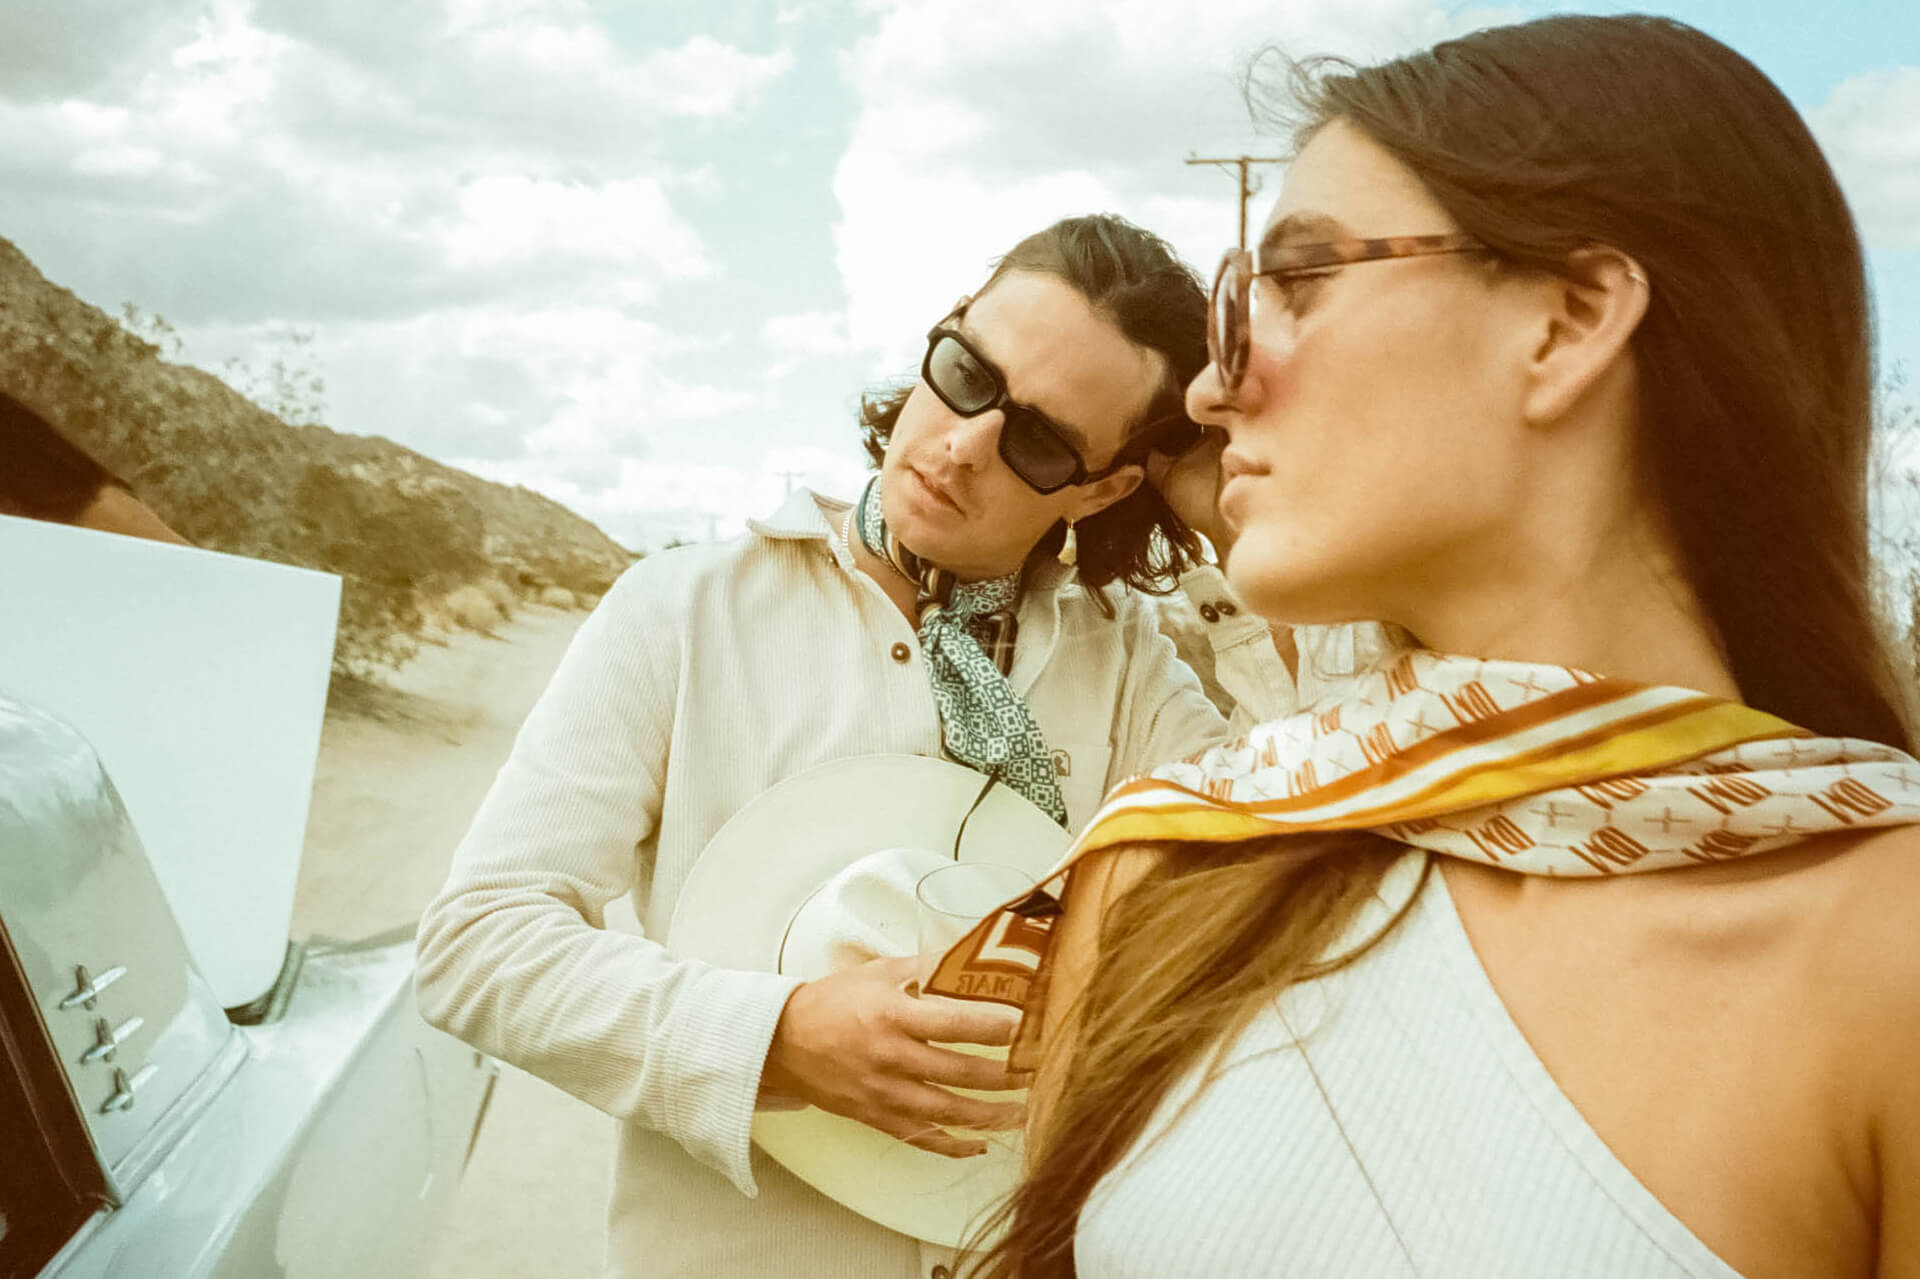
[295,605,626,1279]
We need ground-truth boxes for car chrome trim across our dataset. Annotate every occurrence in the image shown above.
[100,1062,159,1113]
[59,965,129,1012]
[80,1014,146,1065]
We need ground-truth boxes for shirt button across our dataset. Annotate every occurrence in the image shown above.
[931,1268,952,1279]
[1219,600,1238,616]
[1199,604,1220,623]
[890,642,912,663]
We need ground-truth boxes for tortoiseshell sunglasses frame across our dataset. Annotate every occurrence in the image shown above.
[1207,233,1486,395]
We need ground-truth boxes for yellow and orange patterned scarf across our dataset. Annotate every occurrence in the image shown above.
[925,649,1920,1069]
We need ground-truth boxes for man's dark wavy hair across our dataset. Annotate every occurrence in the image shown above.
[857,214,1210,613]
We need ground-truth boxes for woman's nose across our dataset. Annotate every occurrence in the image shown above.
[1186,361,1247,427]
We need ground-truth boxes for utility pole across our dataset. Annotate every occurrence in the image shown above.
[776,469,804,496]
[1185,154,1288,249]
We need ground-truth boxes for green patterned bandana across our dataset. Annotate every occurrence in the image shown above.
[855,477,1068,827]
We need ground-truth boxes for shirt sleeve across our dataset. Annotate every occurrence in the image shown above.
[413,558,801,1198]
[1168,563,1299,730]
[1105,591,1234,783]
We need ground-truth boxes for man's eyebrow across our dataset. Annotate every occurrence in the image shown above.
[1257,211,1350,258]
[956,318,1092,451]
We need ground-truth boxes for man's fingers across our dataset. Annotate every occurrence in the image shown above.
[891,1080,1026,1134]
[899,1127,989,1159]
[867,954,922,987]
[863,1110,990,1159]
[897,994,1020,1047]
[903,1041,1026,1092]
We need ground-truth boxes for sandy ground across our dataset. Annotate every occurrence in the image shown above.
[294,604,631,1279]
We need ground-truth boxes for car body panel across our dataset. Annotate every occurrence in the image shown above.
[0,695,232,1184]
[0,513,339,1008]
[1,690,493,1279]
[41,938,492,1279]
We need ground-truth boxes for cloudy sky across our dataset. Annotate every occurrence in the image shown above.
[3,0,1916,550]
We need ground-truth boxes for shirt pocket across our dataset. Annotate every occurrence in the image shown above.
[1048,742,1115,833]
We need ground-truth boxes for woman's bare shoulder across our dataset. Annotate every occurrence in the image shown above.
[1805,825,1920,1274]
[1786,824,1920,1050]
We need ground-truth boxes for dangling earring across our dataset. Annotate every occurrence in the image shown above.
[1058,519,1078,567]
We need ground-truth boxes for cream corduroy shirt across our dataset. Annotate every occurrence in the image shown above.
[415,490,1297,1279]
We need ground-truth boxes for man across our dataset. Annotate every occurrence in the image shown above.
[415,215,1298,1279]
[1,390,188,543]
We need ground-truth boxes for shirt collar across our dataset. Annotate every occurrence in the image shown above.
[745,485,1076,594]
[746,487,841,541]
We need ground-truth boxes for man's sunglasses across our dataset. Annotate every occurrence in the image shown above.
[922,325,1201,496]
[1208,233,1486,397]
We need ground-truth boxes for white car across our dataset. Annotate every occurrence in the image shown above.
[2,693,494,1279]
[1,517,494,1279]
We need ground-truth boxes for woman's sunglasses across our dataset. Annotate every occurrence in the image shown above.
[1208,233,1486,397]
[922,325,1201,496]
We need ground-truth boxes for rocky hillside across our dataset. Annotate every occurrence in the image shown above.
[0,237,635,673]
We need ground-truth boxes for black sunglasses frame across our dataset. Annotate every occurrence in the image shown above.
[922,325,1200,496]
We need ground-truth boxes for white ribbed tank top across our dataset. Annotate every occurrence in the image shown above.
[1076,853,1747,1278]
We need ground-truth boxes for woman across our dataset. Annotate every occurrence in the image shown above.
[931,16,1920,1278]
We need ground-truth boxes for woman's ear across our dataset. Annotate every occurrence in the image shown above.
[1521,246,1650,427]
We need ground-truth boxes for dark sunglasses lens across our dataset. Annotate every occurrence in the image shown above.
[926,334,997,413]
[999,413,1079,491]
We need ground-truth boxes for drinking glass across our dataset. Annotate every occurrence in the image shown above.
[913,861,1036,992]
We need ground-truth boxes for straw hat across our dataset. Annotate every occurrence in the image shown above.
[666,753,1073,1246]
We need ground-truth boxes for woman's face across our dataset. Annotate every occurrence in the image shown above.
[1187,119,1541,630]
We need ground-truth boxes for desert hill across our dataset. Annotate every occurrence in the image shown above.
[0,236,635,672]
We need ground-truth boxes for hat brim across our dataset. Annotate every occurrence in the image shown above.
[666,753,1073,1246]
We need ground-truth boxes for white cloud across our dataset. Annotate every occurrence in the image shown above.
[831,0,1521,365]
[442,175,713,278]
[1812,67,1920,250]
[176,296,767,535]
[639,35,797,118]
[0,0,813,555]
[0,1,791,325]
[764,309,855,355]
[0,0,203,101]
[454,450,868,550]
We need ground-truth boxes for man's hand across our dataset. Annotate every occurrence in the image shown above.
[1146,425,1231,557]
[760,955,1026,1158]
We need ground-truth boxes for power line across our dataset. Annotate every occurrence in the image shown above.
[1185,154,1288,250]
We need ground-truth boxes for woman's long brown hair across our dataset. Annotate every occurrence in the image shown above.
[966,15,1912,1277]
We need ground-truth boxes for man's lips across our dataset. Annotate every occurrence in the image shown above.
[911,467,965,513]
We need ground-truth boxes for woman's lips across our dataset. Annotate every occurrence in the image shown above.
[1218,472,1253,520]
[1217,450,1265,521]
[1219,449,1263,482]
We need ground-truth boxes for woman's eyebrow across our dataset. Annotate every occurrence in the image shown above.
[1258,211,1350,258]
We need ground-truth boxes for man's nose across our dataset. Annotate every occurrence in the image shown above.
[945,407,1002,469]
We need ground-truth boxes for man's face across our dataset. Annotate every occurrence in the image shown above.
[881,270,1165,581]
